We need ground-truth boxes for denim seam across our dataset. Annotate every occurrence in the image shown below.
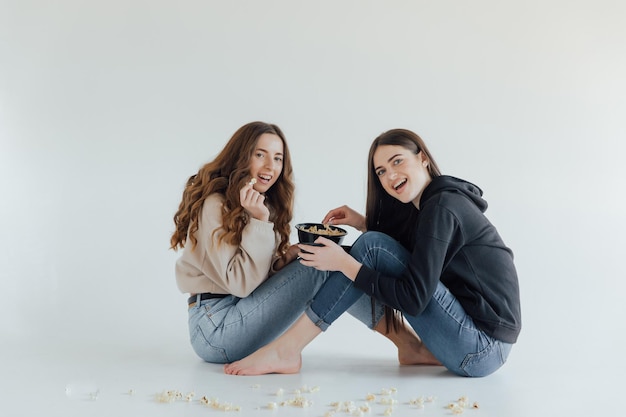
[431,287,477,331]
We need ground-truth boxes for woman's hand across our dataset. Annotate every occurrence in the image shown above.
[272,244,300,271]
[321,205,366,232]
[240,180,270,222]
[298,237,362,281]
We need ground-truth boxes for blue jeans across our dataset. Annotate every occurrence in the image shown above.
[305,231,513,377]
[187,260,374,363]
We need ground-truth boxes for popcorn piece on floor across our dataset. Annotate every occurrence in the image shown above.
[155,390,177,403]
[409,396,425,407]
[379,397,397,405]
[287,396,313,408]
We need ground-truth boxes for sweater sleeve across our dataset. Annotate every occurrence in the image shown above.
[175,194,278,297]
[353,200,462,316]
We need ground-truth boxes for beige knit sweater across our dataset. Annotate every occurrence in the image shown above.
[175,193,280,297]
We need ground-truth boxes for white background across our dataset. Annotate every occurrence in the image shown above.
[1,1,625,416]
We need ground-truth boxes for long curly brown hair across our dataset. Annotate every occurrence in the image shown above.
[170,122,294,256]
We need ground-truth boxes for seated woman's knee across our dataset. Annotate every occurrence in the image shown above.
[352,231,391,251]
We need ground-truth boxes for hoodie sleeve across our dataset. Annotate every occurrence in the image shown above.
[354,196,463,316]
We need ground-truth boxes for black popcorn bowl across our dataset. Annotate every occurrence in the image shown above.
[295,223,348,246]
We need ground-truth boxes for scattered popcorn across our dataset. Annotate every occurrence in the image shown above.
[251,384,260,389]
[155,390,178,403]
[442,395,481,414]
[146,384,479,417]
[379,397,397,405]
[343,401,356,413]
[286,396,313,408]
[127,389,135,396]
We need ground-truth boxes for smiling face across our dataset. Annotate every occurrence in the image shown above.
[248,133,284,193]
[373,144,432,208]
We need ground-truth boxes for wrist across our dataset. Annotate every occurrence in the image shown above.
[342,257,362,281]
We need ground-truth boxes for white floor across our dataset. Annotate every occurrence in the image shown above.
[1,314,620,417]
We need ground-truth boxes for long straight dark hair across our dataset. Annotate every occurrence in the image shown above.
[364,129,442,331]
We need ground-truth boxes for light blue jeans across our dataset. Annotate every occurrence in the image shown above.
[304,231,513,377]
[187,260,375,363]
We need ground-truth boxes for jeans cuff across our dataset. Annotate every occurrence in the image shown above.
[305,306,331,332]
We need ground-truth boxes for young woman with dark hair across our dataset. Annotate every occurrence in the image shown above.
[225,128,521,377]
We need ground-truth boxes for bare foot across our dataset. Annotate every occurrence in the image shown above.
[224,344,302,376]
[398,340,442,366]
[375,315,442,366]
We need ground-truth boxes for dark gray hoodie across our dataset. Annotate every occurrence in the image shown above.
[354,175,522,343]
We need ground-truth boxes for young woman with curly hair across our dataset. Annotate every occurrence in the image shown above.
[225,128,521,377]
[170,121,320,363]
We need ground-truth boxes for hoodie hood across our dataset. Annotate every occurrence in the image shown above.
[421,175,488,213]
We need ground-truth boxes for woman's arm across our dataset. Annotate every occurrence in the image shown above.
[353,201,462,316]
[198,195,277,297]
[321,205,366,232]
